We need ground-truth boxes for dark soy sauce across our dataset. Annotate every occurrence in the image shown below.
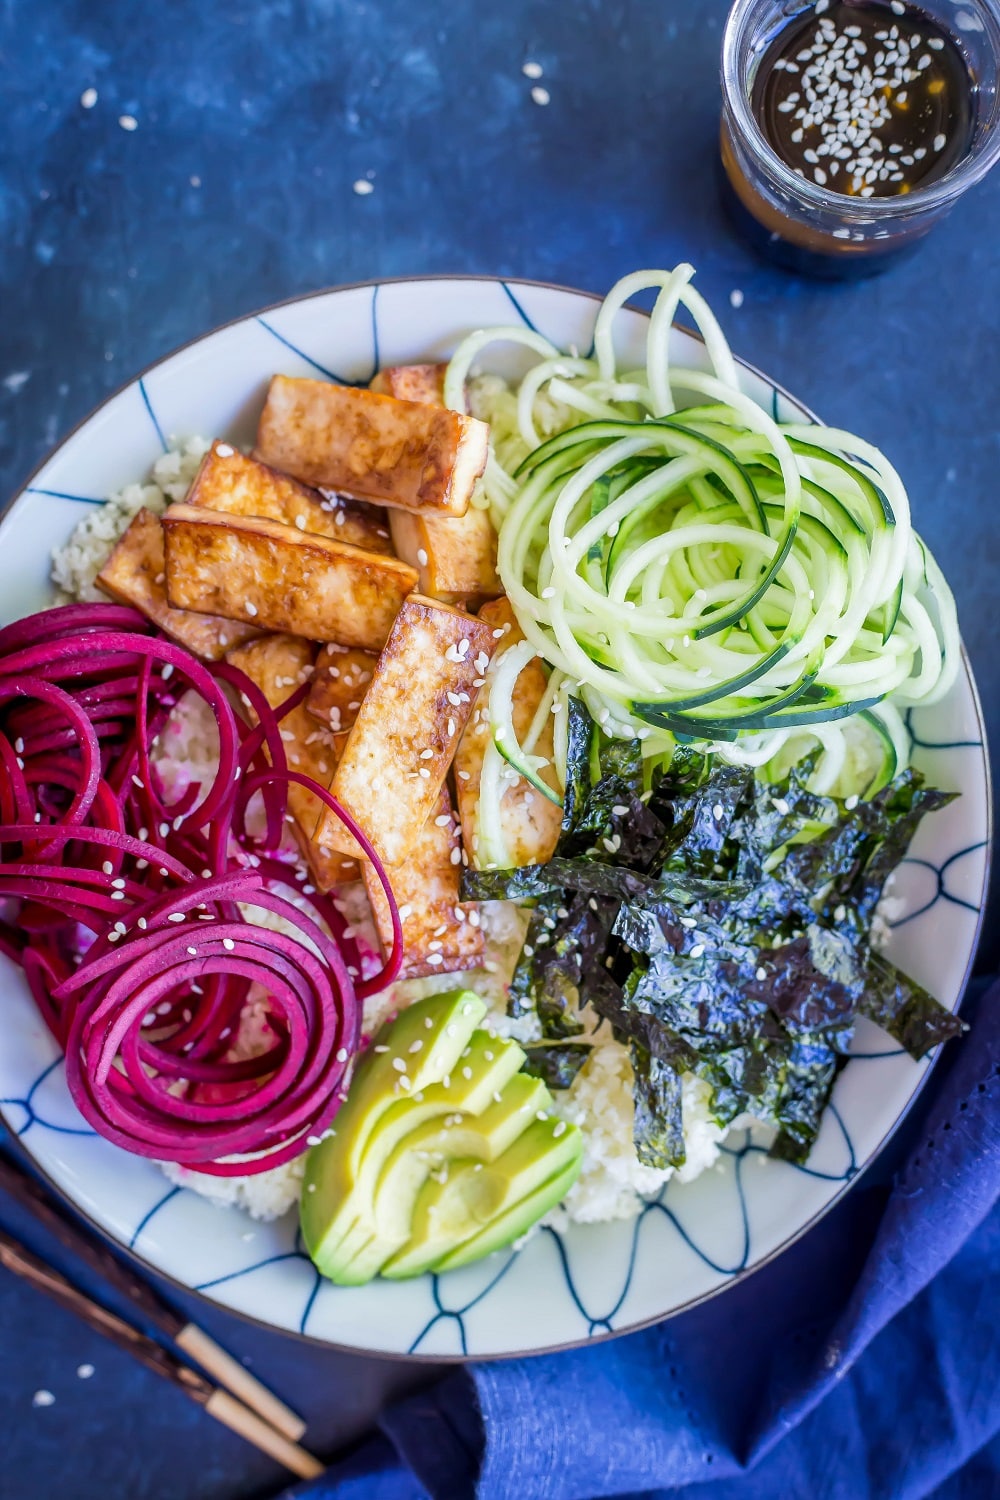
[752,1,973,199]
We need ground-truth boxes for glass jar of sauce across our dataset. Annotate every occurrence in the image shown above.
[721,0,1000,276]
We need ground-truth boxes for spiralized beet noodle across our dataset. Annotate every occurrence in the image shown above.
[0,604,401,1175]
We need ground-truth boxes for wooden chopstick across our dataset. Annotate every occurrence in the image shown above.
[0,1226,323,1480]
[0,1150,307,1442]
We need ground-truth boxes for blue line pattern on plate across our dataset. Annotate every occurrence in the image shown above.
[408,1254,521,1355]
[129,1185,183,1249]
[26,486,105,506]
[0,1057,97,1139]
[257,303,381,388]
[889,844,987,926]
[194,1227,323,1335]
[500,282,542,336]
[905,706,983,751]
[370,284,381,374]
[139,378,168,453]
[256,317,350,383]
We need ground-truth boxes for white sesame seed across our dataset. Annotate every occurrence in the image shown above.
[223,937,235,950]
[689,943,705,959]
[756,966,768,982]
[118,114,138,131]
[76,1364,95,1380]
[450,846,462,865]
[934,133,947,151]
[845,793,859,810]
[80,88,98,108]
[729,288,744,308]
[353,179,374,195]
[522,60,543,78]
[32,1390,55,1408]
[531,85,550,106]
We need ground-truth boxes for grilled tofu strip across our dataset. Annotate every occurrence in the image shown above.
[225,634,358,889]
[186,439,393,550]
[362,785,483,979]
[369,364,501,606]
[162,504,418,649]
[369,363,449,404]
[388,504,500,608]
[305,644,378,732]
[96,508,260,661]
[454,597,562,869]
[313,594,498,866]
[313,496,394,554]
[255,375,488,518]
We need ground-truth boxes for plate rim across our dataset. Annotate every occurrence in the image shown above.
[1,273,992,1363]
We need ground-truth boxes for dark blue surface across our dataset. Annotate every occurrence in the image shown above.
[0,1,997,1496]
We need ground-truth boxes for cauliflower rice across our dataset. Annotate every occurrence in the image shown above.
[51,443,729,1227]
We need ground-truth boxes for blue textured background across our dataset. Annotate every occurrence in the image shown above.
[0,1,996,1495]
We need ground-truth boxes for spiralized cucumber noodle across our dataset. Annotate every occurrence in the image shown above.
[444,266,960,804]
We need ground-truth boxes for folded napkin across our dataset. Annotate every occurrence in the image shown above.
[288,973,1000,1500]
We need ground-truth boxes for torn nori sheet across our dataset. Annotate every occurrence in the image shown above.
[459,706,964,1163]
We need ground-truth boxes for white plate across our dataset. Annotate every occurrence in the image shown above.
[0,278,990,1359]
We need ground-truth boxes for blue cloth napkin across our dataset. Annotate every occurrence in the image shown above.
[286,973,999,1500]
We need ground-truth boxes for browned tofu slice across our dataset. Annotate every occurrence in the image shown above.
[186,440,391,547]
[454,597,562,869]
[161,504,418,649]
[313,595,499,866]
[304,644,378,731]
[95,507,260,661]
[254,375,488,518]
[370,363,449,404]
[369,365,501,606]
[363,785,483,979]
[313,496,394,555]
[225,634,359,889]
[389,502,500,607]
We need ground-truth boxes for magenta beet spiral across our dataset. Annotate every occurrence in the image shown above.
[0,604,401,1175]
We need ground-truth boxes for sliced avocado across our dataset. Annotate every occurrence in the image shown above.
[380,1116,584,1280]
[433,1149,583,1272]
[300,989,486,1263]
[335,1073,549,1285]
[320,1035,528,1279]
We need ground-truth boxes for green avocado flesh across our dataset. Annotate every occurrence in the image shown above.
[300,990,585,1283]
